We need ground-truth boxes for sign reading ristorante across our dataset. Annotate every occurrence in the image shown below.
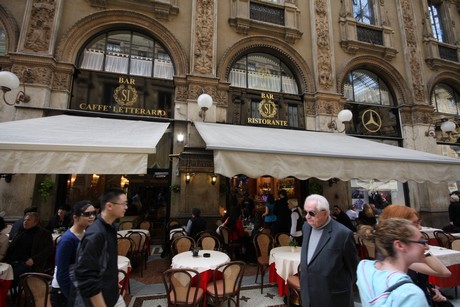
[247,93,288,127]
[73,74,170,117]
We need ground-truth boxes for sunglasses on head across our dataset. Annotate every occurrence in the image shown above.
[80,211,97,217]
[306,210,324,217]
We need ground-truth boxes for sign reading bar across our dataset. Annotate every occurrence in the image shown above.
[247,93,288,127]
[77,76,168,117]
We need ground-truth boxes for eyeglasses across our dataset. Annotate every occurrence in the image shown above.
[80,211,97,217]
[406,239,429,246]
[110,201,128,206]
[306,210,324,217]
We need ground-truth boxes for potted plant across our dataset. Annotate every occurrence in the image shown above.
[170,184,181,193]
[39,178,54,203]
[289,239,298,252]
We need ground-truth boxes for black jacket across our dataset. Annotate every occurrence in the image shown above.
[449,201,460,227]
[74,215,119,307]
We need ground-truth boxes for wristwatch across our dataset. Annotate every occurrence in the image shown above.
[424,251,432,257]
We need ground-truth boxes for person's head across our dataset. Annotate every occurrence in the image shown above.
[363,203,374,217]
[72,200,96,228]
[23,206,38,216]
[191,208,201,218]
[279,190,287,198]
[288,199,299,209]
[304,194,330,229]
[333,205,342,216]
[23,212,40,230]
[451,194,459,203]
[0,216,6,231]
[374,218,428,261]
[266,194,275,204]
[57,205,69,219]
[100,188,127,218]
[379,204,420,229]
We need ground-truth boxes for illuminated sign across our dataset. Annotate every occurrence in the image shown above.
[247,93,288,126]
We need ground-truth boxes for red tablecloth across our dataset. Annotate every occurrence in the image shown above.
[429,264,460,288]
[192,270,222,306]
[269,263,288,297]
[0,280,11,307]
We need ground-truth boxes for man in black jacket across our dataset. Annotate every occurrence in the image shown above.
[74,188,127,307]
[446,194,460,233]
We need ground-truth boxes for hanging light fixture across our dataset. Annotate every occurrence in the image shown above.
[328,109,353,132]
[0,70,30,106]
[197,93,213,121]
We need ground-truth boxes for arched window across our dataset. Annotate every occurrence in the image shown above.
[344,69,393,106]
[342,69,400,138]
[0,24,6,55]
[427,0,447,43]
[431,83,460,115]
[79,30,174,79]
[228,53,299,95]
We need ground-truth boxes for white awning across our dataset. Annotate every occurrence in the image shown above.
[194,122,460,183]
[0,115,170,174]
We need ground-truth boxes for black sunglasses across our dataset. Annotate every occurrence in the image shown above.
[406,239,429,246]
[306,210,324,217]
[80,211,97,217]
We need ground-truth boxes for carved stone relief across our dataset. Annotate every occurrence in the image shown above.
[193,0,214,75]
[400,0,426,102]
[23,0,56,53]
[52,72,71,91]
[13,65,52,86]
[314,0,333,90]
[175,86,188,102]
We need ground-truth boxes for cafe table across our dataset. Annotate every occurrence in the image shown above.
[268,246,301,297]
[118,255,131,293]
[0,262,13,307]
[428,245,460,288]
[171,250,230,303]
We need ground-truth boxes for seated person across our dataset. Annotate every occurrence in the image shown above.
[46,205,71,232]
[184,208,207,239]
[332,205,357,232]
[9,206,38,240]
[5,212,53,288]
[0,217,8,261]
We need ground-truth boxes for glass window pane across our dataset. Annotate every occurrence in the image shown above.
[288,105,299,127]
[247,53,281,92]
[352,70,380,103]
[251,100,261,118]
[433,83,459,114]
[0,24,6,54]
[280,62,298,94]
[153,44,174,79]
[229,57,247,88]
[130,33,153,77]
[428,2,446,43]
[353,0,375,24]
[80,34,106,70]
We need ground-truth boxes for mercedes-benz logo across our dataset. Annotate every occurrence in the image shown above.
[361,109,382,133]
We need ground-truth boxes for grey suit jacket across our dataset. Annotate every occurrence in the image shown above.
[300,219,358,307]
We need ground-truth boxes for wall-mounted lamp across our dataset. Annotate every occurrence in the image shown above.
[185,173,191,184]
[177,133,185,143]
[328,109,353,132]
[0,70,30,106]
[440,120,459,142]
[0,173,13,183]
[120,175,129,188]
[197,93,213,121]
[425,122,436,138]
[211,174,217,185]
[91,174,99,186]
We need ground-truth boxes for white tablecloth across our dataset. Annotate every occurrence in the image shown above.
[117,255,131,282]
[269,246,301,283]
[0,263,12,281]
[429,245,460,267]
[450,233,460,239]
[171,250,230,274]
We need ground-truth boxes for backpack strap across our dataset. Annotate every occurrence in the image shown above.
[384,280,412,293]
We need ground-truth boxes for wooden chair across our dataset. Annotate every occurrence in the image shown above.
[139,220,152,233]
[19,272,53,307]
[218,225,241,260]
[171,236,196,257]
[420,231,430,241]
[253,232,274,293]
[126,231,148,277]
[197,234,221,251]
[206,261,245,307]
[118,220,134,230]
[117,237,133,257]
[434,230,455,249]
[275,232,291,246]
[286,264,301,307]
[451,239,460,251]
[162,268,204,307]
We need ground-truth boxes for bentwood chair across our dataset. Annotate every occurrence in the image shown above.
[253,232,274,293]
[171,236,196,256]
[117,237,134,257]
[118,220,134,230]
[126,231,148,276]
[452,239,460,251]
[218,226,241,260]
[286,264,302,307]
[19,272,53,307]
[197,234,221,251]
[434,231,455,249]
[206,261,245,307]
[162,268,204,307]
[275,232,291,247]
